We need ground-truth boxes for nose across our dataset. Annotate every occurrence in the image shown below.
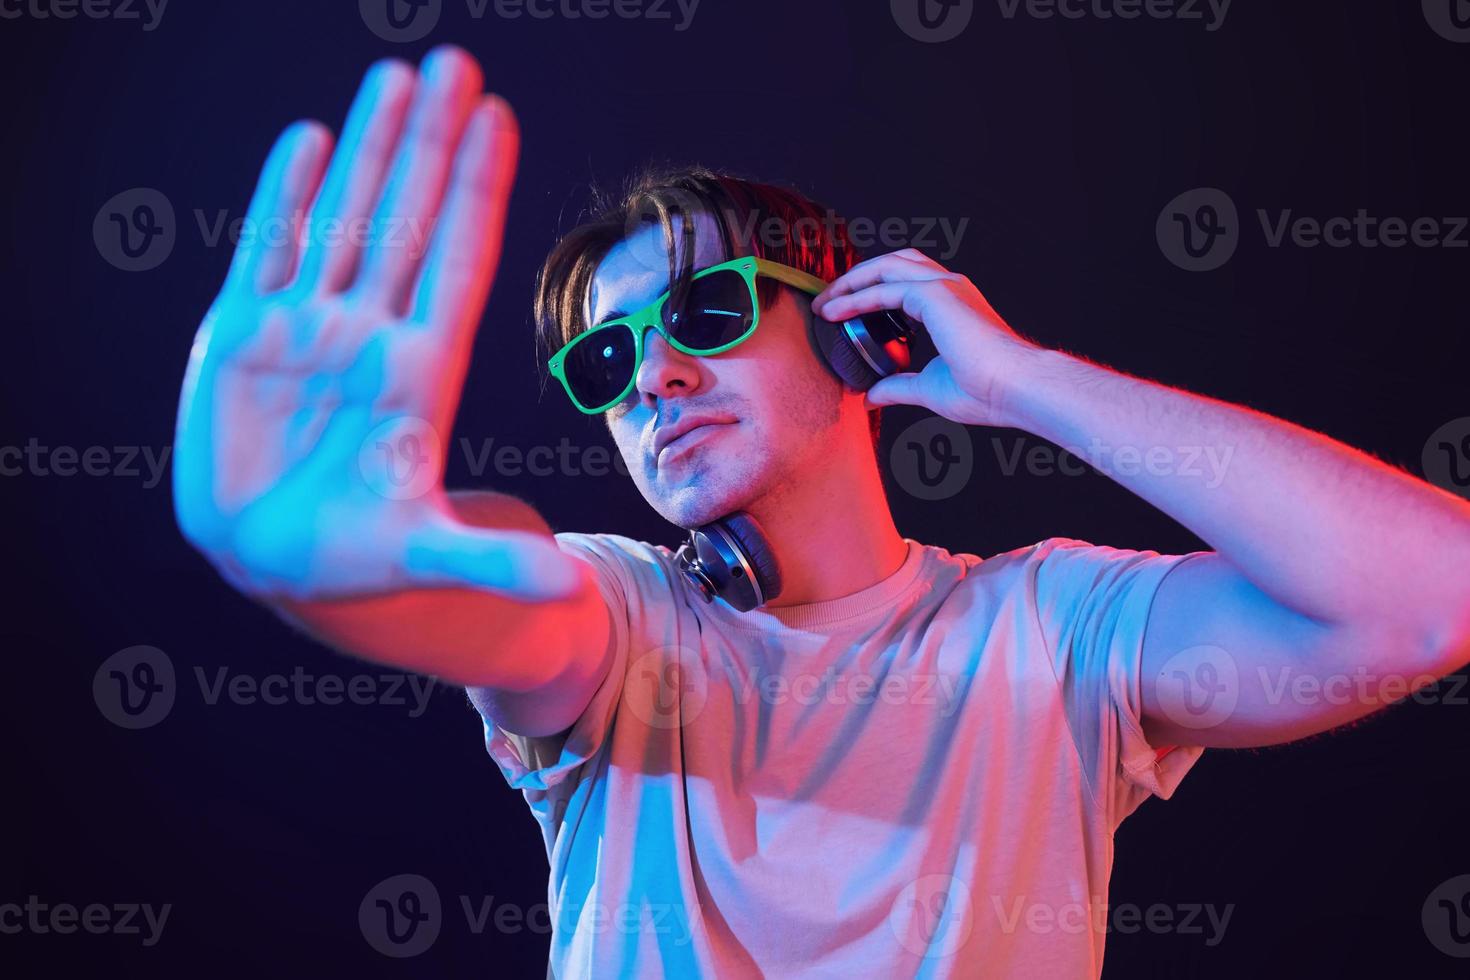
[634,327,702,406]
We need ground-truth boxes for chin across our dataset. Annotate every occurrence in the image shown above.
[646,460,763,529]
[652,485,741,529]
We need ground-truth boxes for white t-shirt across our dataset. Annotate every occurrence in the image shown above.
[477,532,1208,978]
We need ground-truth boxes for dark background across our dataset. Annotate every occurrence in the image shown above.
[3,0,1468,976]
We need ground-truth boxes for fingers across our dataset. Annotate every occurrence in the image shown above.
[813,248,947,309]
[817,279,952,325]
[405,523,587,601]
[293,58,416,294]
[355,45,485,314]
[887,247,944,269]
[224,120,333,295]
[409,94,520,345]
[864,371,925,409]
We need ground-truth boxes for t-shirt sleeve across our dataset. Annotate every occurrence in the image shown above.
[1028,537,1211,832]
[479,531,638,796]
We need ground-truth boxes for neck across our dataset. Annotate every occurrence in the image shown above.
[745,422,908,608]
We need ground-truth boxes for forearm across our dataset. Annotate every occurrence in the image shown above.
[272,491,608,691]
[273,567,606,691]
[999,347,1470,660]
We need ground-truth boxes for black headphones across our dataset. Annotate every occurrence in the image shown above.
[674,299,921,612]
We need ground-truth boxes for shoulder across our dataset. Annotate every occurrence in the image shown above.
[552,530,683,603]
[926,536,1170,610]
[972,537,1202,645]
[920,535,1101,587]
[553,529,677,567]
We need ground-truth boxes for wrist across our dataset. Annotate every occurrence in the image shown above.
[989,345,1079,433]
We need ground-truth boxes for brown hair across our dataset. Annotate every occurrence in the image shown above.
[533,163,882,450]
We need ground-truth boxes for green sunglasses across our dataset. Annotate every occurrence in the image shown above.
[548,255,828,414]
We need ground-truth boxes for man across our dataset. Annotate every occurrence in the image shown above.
[173,45,1470,978]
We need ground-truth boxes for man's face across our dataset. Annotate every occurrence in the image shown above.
[586,211,846,528]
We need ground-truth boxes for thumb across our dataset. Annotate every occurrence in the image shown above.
[403,523,587,601]
[864,372,926,410]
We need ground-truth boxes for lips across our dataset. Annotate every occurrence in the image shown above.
[653,416,737,466]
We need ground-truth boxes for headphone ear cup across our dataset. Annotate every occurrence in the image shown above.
[812,315,883,391]
[719,512,782,606]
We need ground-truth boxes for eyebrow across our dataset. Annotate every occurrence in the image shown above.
[588,267,691,329]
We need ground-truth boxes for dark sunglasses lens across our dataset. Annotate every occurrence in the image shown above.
[662,269,754,351]
[564,325,637,410]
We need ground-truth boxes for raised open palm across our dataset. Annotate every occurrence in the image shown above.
[173,47,580,602]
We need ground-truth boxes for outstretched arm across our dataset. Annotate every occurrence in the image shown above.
[174,47,611,734]
[813,249,1470,748]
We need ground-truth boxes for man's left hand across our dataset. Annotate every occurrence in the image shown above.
[812,248,1041,427]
